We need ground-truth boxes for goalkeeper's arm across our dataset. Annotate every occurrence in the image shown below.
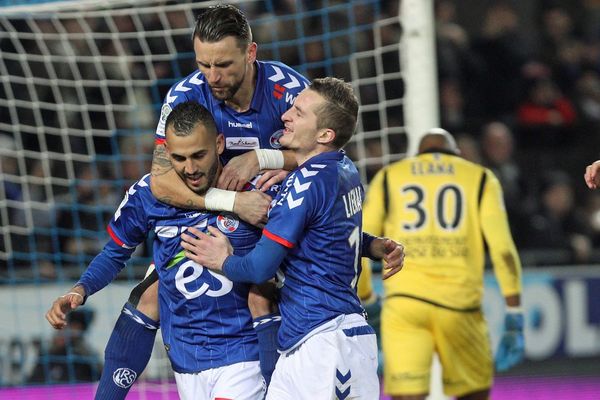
[495,294,525,372]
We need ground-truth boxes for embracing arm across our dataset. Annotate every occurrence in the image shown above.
[223,235,288,284]
[218,149,298,191]
[150,143,271,226]
[150,142,212,209]
[180,226,288,284]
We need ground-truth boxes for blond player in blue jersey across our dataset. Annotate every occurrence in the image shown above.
[181,77,406,400]
[359,129,524,400]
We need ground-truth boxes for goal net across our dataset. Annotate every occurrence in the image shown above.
[0,0,437,394]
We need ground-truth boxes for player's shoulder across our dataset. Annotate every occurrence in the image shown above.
[303,152,356,195]
[258,60,309,93]
[260,60,308,81]
[164,70,209,106]
[125,174,154,200]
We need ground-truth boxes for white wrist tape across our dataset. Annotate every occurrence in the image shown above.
[205,188,236,212]
[255,149,285,170]
[61,292,84,300]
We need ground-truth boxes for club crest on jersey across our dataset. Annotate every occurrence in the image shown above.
[270,129,284,149]
[217,213,239,233]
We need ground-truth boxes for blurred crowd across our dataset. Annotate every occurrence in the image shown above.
[1,0,600,282]
[434,0,600,265]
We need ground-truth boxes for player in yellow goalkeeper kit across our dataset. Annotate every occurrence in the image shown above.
[359,129,524,400]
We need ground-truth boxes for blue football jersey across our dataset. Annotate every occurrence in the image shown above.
[155,61,309,163]
[107,174,272,373]
[263,151,366,351]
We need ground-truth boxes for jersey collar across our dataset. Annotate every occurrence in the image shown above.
[299,150,345,168]
[248,61,264,113]
[212,61,263,113]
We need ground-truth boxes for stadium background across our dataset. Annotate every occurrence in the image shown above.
[0,0,599,399]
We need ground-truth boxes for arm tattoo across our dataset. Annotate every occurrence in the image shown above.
[151,144,172,177]
[158,196,199,209]
[157,195,174,206]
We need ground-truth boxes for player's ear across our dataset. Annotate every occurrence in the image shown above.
[316,128,335,146]
[216,133,225,155]
[247,42,257,64]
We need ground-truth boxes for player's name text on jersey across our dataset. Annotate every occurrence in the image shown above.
[410,160,455,175]
[342,186,363,218]
[227,121,253,129]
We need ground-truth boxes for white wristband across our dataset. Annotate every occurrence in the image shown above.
[61,292,84,300]
[506,306,523,314]
[205,188,236,212]
[255,149,285,170]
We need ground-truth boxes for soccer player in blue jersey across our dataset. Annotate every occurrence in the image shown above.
[47,102,271,400]
[83,5,310,398]
[181,77,402,399]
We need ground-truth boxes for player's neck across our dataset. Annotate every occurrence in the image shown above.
[224,63,257,113]
[295,145,332,167]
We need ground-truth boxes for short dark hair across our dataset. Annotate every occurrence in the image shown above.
[192,4,252,51]
[165,101,217,139]
[310,77,358,148]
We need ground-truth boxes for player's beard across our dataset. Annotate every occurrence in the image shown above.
[193,160,219,196]
[209,65,246,101]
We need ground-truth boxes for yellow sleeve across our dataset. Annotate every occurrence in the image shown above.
[362,168,387,236]
[479,169,522,297]
[357,168,388,301]
[358,258,374,301]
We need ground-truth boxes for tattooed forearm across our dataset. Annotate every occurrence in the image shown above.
[157,195,174,206]
[157,195,200,210]
[151,144,173,177]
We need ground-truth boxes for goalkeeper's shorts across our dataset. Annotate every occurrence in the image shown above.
[382,296,493,397]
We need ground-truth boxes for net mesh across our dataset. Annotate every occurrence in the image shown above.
[0,0,406,389]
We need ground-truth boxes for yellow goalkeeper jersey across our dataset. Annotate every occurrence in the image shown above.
[360,151,521,310]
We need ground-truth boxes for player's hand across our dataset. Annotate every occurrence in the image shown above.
[181,226,233,271]
[495,311,525,372]
[233,191,271,228]
[371,238,405,280]
[218,152,260,191]
[584,160,600,189]
[46,290,85,330]
[255,169,289,192]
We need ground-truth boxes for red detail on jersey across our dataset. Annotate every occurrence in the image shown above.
[214,398,233,400]
[273,83,285,99]
[155,137,166,146]
[107,225,126,248]
[263,228,294,248]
